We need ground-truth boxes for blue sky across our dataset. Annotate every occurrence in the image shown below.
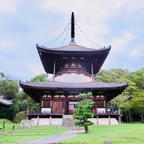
[0,0,144,81]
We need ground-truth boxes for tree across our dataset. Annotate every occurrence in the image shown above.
[131,90,144,123]
[0,73,19,120]
[30,74,47,82]
[73,93,95,133]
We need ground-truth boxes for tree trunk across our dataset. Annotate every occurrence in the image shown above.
[128,109,132,122]
[84,126,89,133]
[141,114,144,123]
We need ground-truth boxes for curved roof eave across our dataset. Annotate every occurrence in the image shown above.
[19,81,128,90]
[36,44,111,54]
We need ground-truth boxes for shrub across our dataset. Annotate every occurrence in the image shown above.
[14,111,27,123]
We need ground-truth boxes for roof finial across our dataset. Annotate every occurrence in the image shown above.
[71,12,75,43]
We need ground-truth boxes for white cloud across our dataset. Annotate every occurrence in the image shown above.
[123,0,144,13]
[0,39,16,51]
[111,32,135,53]
[38,0,144,20]
[129,45,144,57]
[36,0,144,49]
[130,49,140,57]
[27,63,44,77]
[37,0,114,43]
[0,0,21,14]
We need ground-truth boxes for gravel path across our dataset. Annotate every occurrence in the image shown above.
[18,130,83,144]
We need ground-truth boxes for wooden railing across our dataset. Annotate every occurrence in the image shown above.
[28,110,120,116]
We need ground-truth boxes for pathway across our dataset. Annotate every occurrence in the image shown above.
[18,130,83,144]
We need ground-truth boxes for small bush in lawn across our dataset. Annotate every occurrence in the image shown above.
[14,111,27,123]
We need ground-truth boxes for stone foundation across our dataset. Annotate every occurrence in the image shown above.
[20,120,35,128]
[22,115,119,126]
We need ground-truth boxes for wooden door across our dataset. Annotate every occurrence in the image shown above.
[52,100,66,114]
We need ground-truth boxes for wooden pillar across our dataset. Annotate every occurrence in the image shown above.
[91,61,94,82]
[119,115,121,124]
[108,115,111,125]
[49,116,52,125]
[27,107,29,120]
[39,96,42,113]
[93,95,96,113]
[41,100,43,107]
[37,116,39,125]
[104,99,107,113]
[105,97,108,113]
[65,95,69,114]
[96,116,99,125]
[51,94,54,113]
[118,108,121,115]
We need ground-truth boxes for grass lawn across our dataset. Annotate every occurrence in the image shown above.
[0,119,67,143]
[63,124,144,144]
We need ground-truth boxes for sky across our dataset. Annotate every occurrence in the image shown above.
[0,0,144,81]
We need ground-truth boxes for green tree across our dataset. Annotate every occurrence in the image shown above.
[73,93,95,133]
[0,73,19,120]
[131,90,144,122]
[30,74,47,82]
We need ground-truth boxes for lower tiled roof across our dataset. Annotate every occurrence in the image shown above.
[19,81,128,90]
[0,96,13,106]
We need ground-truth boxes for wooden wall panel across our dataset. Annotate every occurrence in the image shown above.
[52,100,66,114]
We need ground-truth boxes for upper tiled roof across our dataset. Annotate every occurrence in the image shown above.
[37,44,110,52]
[38,44,110,51]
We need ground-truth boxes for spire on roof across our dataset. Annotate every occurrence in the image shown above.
[71,12,75,43]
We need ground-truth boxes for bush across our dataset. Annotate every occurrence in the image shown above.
[14,111,27,123]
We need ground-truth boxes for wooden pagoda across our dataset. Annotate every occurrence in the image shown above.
[20,12,128,120]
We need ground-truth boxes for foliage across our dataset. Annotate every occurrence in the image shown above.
[0,74,19,120]
[0,73,46,121]
[96,68,144,122]
[12,74,47,120]
[73,92,95,133]
[96,69,129,83]
[14,111,27,123]
[30,74,47,82]
[0,76,18,100]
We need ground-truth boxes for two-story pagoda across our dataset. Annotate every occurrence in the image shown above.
[20,12,128,121]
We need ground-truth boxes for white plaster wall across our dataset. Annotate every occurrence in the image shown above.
[55,73,92,83]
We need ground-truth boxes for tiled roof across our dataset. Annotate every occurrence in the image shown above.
[37,44,111,52]
[20,81,128,90]
[0,96,13,106]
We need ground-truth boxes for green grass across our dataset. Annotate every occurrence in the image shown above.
[0,119,66,143]
[63,124,144,144]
